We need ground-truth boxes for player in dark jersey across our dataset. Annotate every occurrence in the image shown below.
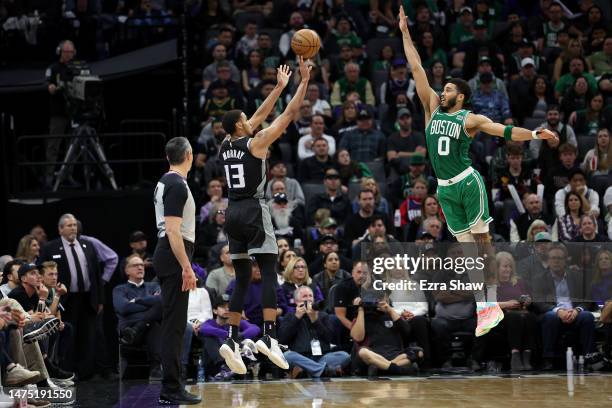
[218,58,311,374]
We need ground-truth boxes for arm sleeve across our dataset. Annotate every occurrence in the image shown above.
[200,320,228,339]
[326,136,336,157]
[163,181,188,217]
[554,189,566,217]
[297,136,310,160]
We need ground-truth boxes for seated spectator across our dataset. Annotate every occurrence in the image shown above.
[246,80,284,121]
[241,49,263,94]
[591,249,612,306]
[267,179,306,226]
[516,232,553,287]
[589,36,612,76]
[225,259,287,327]
[405,195,450,242]
[352,215,400,261]
[557,191,589,242]
[235,20,259,63]
[471,72,512,125]
[330,63,375,107]
[200,294,260,381]
[555,169,600,218]
[205,61,245,107]
[334,261,368,334]
[280,258,323,312]
[418,31,447,69]
[450,7,475,50]
[298,138,335,183]
[329,43,356,83]
[201,82,239,123]
[306,168,351,225]
[532,244,596,369]
[195,120,227,187]
[278,12,305,57]
[277,249,297,284]
[525,75,555,120]
[330,101,358,140]
[508,58,538,124]
[1,259,24,298]
[206,245,235,296]
[113,255,192,382]
[306,84,332,119]
[372,44,396,72]
[399,177,428,228]
[379,59,415,106]
[389,154,435,207]
[495,252,537,371]
[543,143,580,205]
[202,44,240,90]
[303,211,335,259]
[493,144,537,203]
[571,94,611,138]
[351,291,419,376]
[572,214,610,243]
[510,194,556,242]
[554,57,598,100]
[199,178,228,225]
[279,286,350,378]
[335,148,371,185]
[264,162,305,206]
[428,60,447,94]
[15,235,40,264]
[344,190,390,249]
[386,108,427,173]
[530,105,577,163]
[308,235,352,278]
[339,109,385,162]
[581,128,610,177]
[552,38,589,83]
[351,177,390,216]
[606,187,612,240]
[560,76,594,121]
[297,115,336,160]
[269,193,303,242]
[255,31,281,68]
[197,206,227,251]
[467,56,508,97]
[312,252,351,309]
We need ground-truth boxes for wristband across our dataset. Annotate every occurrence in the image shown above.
[531,130,540,139]
[503,125,514,141]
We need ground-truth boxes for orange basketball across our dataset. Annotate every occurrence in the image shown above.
[291,29,320,59]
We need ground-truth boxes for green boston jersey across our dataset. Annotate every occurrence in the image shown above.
[425,107,473,180]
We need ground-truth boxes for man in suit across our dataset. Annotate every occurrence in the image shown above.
[532,243,596,370]
[39,213,103,380]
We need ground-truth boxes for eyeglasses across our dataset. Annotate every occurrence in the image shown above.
[128,263,145,268]
[294,265,306,269]
[216,210,225,215]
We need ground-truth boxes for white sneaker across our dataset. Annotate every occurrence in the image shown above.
[219,339,247,374]
[0,391,14,408]
[241,339,258,361]
[255,335,289,370]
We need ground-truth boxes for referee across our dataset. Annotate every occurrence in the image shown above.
[153,137,201,405]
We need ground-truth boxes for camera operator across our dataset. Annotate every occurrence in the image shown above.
[44,40,76,185]
[351,290,423,376]
[278,286,350,378]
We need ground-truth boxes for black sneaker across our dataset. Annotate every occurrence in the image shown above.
[158,389,201,405]
[23,318,60,343]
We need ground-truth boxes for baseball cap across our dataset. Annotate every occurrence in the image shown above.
[480,72,493,83]
[397,108,412,118]
[474,19,487,29]
[319,234,337,245]
[129,231,147,243]
[410,154,426,165]
[212,293,231,308]
[392,58,407,68]
[521,57,535,68]
[320,218,338,228]
[460,6,472,14]
[357,109,372,120]
[534,232,552,242]
[273,192,288,204]
[18,263,39,279]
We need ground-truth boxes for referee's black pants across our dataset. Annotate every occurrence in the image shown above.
[154,237,193,393]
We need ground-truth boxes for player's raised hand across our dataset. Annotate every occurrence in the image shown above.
[298,56,312,83]
[276,64,292,89]
[536,128,558,141]
[398,6,409,35]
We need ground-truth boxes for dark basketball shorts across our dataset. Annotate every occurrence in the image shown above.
[224,198,278,259]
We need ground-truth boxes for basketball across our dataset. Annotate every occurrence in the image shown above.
[291,29,320,59]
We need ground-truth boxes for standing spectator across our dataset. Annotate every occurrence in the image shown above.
[77,220,119,284]
[30,225,48,246]
[279,286,350,378]
[206,245,235,296]
[15,235,40,264]
[38,214,103,380]
[338,110,385,162]
[297,115,336,160]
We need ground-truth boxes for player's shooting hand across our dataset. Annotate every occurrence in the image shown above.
[276,64,292,89]
[298,56,312,83]
[398,6,409,35]
[181,265,197,292]
[536,128,558,141]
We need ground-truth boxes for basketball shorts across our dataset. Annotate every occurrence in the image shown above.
[436,167,493,236]
[224,198,278,259]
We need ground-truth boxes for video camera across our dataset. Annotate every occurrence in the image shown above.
[60,61,104,124]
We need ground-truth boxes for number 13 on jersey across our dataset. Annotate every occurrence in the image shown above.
[224,164,245,189]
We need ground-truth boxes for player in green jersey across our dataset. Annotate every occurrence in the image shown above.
[399,6,557,337]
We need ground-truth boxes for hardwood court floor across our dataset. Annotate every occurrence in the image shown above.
[168,374,612,408]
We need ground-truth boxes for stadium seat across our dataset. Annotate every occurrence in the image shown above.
[364,161,385,182]
[234,12,265,31]
[302,183,326,206]
[365,38,402,68]
[278,142,293,163]
[577,134,596,158]
[522,117,543,131]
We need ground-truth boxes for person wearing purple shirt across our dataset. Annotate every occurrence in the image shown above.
[225,260,288,327]
[201,294,260,380]
[591,250,612,306]
[496,252,537,372]
[77,220,119,283]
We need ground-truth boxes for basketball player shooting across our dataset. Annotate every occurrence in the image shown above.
[218,57,312,373]
[398,6,557,336]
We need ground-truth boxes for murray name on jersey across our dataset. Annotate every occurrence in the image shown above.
[222,148,245,161]
[428,119,462,139]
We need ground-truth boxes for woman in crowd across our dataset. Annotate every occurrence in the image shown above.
[241,49,263,93]
[557,191,588,241]
[330,101,358,140]
[560,76,593,120]
[581,127,610,177]
[570,94,611,138]
[372,44,396,72]
[15,235,40,263]
[553,38,590,82]
[277,248,297,285]
[399,177,428,228]
[281,257,324,312]
[418,31,447,69]
[312,251,350,310]
[351,177,390,215]
[427,60,447,94]
[525,75,555,120]
[496,252,537,372]
[404,195,449,241]
[591,249,612,306]
[336,148,372,185]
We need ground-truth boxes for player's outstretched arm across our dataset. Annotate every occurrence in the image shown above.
[467,114,559,142]
[398,6,439,118]
[249,57,312,159]
[248,64,292,130]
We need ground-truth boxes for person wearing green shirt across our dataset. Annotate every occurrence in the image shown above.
[589,37,612,77]
[450,7,475,48]
[555,57,599,98]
